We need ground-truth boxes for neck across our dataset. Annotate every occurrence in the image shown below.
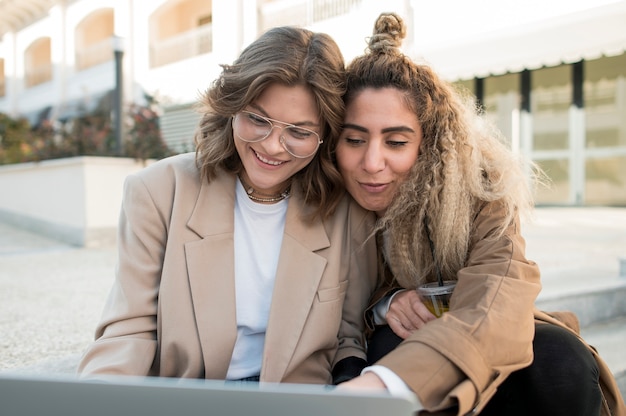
[238,175,291,204]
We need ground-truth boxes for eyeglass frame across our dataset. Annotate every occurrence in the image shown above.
[232,110,323,159]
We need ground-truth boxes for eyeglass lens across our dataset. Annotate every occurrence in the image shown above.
[234,111,320,158]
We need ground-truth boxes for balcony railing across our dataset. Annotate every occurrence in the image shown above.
[260,0,362,32]
[25,63,53,88]
[75,38,113,71]
[150,24,213,68]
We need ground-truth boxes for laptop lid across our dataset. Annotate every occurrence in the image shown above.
[0,373,421,416]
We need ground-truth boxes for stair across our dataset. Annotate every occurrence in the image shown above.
[581,316,626,397]
[535,280,626,400]
[525,206,626,402]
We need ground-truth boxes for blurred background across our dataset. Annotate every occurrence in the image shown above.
[0,0,625,396]
[1,1,625,244]
[1,1,625,225]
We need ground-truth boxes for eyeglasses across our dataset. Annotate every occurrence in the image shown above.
[232,110,322,158]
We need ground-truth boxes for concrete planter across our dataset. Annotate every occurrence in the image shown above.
[0,156,153,247]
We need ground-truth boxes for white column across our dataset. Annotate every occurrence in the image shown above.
[1,32,18,116]
[510,107,521,154]
[520,109,534,183]
[617,77,626,145]
[130,0,151,101]
[568,105,585,205]
[241,0,259,48]
[212,0,244,64]
[49,4,67,118]
[113,0,132,104]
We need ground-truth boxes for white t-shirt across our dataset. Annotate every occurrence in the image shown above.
[226,179,288,380]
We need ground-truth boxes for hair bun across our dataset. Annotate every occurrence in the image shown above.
[368,12,406,53]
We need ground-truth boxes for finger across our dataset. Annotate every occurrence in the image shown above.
[386,306,413,330]
[388,316,412,339]
[409,301,437,329]
[390,291,433,329]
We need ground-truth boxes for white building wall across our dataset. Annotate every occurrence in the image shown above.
[0,156,152,246]
[2,0,623,119]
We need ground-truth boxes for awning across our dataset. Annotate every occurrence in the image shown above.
[414,1,626,81]
[0,0,53,37]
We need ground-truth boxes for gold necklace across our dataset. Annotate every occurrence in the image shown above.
[238,175,291,203]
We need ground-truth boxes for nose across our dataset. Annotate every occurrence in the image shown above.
[362,141,385,173]
[264,125,286,153]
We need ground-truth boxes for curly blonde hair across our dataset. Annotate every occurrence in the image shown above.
[344,12,541,287]
[194,26,346,220]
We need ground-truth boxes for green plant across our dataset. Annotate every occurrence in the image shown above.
[0,113,32,164]
[0,102,176,165]
[125,104,175,160]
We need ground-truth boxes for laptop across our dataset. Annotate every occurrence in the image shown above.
[0,372,421,416]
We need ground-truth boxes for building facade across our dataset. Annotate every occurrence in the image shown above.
[0,0,625,206]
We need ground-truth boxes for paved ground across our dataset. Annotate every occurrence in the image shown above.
[0,224,115,373]
[0,206,625,375]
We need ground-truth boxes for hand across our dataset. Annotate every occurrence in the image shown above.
[387,290,436,339]
[335,372,387,391]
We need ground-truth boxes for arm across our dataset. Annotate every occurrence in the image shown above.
[77,173,167,377]
[343,202,542,414]
[372,289,437,339]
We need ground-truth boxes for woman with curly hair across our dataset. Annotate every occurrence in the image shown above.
[335,12,624,416]
[78,26,378,384]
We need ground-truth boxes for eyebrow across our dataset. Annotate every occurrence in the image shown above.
[382,126,416,134]
[343,123,416,134]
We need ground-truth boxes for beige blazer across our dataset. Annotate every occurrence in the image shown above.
[78,153,378,384]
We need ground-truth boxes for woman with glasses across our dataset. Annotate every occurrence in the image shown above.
[77,26,378,385]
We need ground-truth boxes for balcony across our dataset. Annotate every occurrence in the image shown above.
[75,38,113,71]
[25,63,53,88]
[260,0,362,32]
[150,24,212,68]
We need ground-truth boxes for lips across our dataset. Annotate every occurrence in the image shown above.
[253,149,285,166]
[359,181,388,193]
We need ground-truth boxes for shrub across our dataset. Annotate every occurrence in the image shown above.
[0,103,176,165]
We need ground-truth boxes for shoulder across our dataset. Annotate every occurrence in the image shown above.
[328,192,377,231]
[124,152,207,194]
[132,152,199,183]
[123,153,205,208]
[471,200,519,239]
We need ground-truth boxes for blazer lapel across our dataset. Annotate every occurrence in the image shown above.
[261,190,330,381]
[185,172,238,378]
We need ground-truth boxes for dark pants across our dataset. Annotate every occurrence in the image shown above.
[367,323,602,416]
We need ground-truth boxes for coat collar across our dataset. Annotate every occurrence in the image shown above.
[184,171,330,380]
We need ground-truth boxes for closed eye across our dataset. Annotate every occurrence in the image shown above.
[286,126,316,140]
[246,112,270,126]
[343,136,365,145]
[387,139,408,148]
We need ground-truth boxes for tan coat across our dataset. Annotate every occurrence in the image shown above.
[371,202,625,415]
[78,152,378,384]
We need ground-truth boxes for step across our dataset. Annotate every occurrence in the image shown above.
[535,275,626,328]
[580,315,626,402]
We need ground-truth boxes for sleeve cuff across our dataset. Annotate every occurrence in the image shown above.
[371,289,408,326]
[362,365,418,402]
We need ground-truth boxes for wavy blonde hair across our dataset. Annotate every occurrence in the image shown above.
[344,13,542,287]
[194,26,346,220]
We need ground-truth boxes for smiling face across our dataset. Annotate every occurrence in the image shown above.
[336,87,423,217]
[233,83,320,195]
